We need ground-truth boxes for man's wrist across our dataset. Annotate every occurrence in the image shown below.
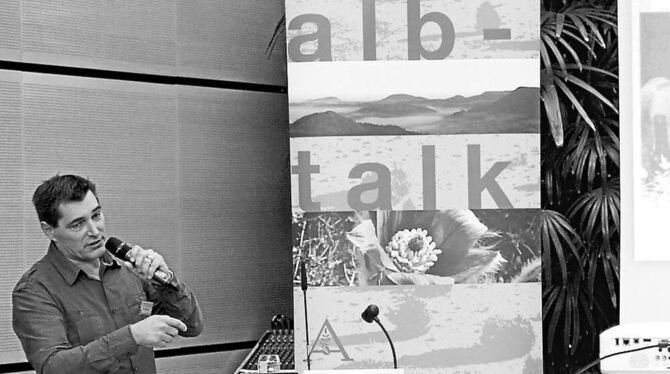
[129,323,138,345]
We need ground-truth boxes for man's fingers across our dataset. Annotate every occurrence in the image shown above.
[162,316,188,332]
[127,245,143,263]
[163,326,179,338]
[126,246,167,279]
[161,332,175,343]
[141,257,152,275]
[147,256,162,279]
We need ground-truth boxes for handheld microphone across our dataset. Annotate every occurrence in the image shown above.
[361,304,397,369]
[105,237,179,290]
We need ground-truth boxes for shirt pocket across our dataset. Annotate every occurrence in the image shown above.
[74,314,105,345]
[125,293,148,323]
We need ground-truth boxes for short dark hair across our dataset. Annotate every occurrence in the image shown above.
[32,174,98,227]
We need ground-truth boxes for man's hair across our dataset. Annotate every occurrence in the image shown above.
[32,174,98,227]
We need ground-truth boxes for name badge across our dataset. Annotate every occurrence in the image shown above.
[140,301,154,317]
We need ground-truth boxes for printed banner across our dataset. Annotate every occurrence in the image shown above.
[290,135,539,211]
[286,0,539,61]
[293,285,542,373]
[286,0,541,371]
[293,209,541,286]
[633,2,670,260]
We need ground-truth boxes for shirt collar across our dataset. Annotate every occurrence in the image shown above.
[47,242,122,286]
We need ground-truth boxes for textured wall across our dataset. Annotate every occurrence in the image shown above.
[0,1,291,371]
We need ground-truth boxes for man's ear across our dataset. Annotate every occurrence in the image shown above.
[40,221,56,241]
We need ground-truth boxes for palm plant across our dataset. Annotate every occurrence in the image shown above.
[540,0,619,372]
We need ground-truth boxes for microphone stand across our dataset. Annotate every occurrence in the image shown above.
[301,260,311,370]
[375,318,397,369]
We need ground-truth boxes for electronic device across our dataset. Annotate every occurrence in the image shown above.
[600,322,670,373]
[235,315,297,374]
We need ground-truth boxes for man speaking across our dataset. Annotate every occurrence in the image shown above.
[12,174,203,373]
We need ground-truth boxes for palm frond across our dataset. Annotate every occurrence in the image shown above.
[541,71,567,146]
[558,71,618,113]
[541,3,618,146]
[541,1,619,371]
[566,180,619,242]
[265,15,286,58]
[560,121,618,191]
[544,276,597,355]
[539,210,583,285]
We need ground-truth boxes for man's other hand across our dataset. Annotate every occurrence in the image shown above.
[130,315,187,348]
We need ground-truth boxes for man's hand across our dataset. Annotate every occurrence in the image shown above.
[124,245,169,280]
[130,315,187,348]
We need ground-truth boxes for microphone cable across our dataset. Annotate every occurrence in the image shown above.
[361,304,397,369]
[375,318,397,369]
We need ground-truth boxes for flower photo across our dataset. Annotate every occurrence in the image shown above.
[293,209,540,287]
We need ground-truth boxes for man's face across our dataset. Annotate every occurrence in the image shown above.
[41,190,107,263]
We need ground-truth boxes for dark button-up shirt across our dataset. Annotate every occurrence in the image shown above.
[12,242,203,373]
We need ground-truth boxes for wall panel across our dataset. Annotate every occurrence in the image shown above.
[0,71,25,364]
[0,0,20,60]
[0,1,291,370]
[176,0,287,86]
[178,86,291,345]
[20,73,181,268]
[0,72,291,367]
[0,1,287,86]
[21,0,177,75]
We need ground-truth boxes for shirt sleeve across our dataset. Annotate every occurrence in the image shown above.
[12,281,139,373]
[143,272,204,337]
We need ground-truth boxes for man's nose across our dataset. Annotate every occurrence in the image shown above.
[86,220,101,236]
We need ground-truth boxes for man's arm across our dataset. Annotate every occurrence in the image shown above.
[12,282,138,373]
[125,245,204,337]
[143,273,204,338]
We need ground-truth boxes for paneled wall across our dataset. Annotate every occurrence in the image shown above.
[0,0,286,85]
[0,2,290,373]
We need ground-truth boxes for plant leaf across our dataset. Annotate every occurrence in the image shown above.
[554,76,597,131]
[541,72,564,146]
[561,73,619,113]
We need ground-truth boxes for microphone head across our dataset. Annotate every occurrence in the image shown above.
[105,237,131,259]
[361,304,380,323]
[300,260,308,291]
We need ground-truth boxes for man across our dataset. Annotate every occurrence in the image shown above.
[12,174,203,373]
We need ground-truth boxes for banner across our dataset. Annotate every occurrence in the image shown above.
[632,1,670,260]
[287,1,541,372]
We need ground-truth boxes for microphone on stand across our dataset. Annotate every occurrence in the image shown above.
[361,304,397,369]
[301,258,311,370]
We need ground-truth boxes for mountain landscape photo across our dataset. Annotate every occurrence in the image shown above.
[289,87,539,137]
[290,111,419,137]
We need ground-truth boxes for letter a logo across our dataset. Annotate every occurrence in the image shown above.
[309,319,354,361]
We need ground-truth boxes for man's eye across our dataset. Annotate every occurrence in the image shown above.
[92,212,103,221]
[70,222,83,230]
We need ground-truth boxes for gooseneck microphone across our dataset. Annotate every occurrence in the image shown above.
[105,237,179,290]
[361,304,397,369]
